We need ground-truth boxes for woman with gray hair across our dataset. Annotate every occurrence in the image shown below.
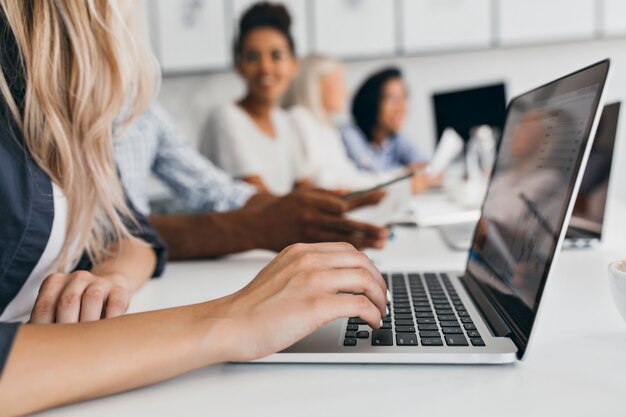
[284,54,396,191]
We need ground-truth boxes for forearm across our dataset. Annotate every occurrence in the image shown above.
[91,238,156,292]
[0,300,232,417]
[149,210,267,260]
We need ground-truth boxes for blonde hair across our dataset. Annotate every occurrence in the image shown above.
[283,53,341,123]
[0,0,160,268]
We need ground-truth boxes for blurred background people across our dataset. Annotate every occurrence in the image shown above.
[342,67,427,173]
[284,53,394,191]
[200,2,310,195]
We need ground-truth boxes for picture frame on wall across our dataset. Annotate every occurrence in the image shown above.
[150,0,230,75]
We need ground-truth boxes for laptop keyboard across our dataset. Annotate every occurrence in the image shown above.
[343,272,485,348]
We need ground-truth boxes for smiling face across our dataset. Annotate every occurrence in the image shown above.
[377,77,408,134]
[320,64,347,115]
[236,27,298,104]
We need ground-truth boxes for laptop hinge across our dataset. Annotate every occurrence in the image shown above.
[460,274,513,339]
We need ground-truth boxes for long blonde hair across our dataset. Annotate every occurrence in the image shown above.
[0,0,160,268]
[283,53,341,123]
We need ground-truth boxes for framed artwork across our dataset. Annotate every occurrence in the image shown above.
[151,0,229,74]
[401,0,492,53]
[312,0,396,59]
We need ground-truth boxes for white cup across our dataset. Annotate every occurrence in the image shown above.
[608,260,626,321]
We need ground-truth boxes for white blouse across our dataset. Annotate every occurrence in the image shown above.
[289,106,394,191]
[0,184,68,322]
[200,103,308,196]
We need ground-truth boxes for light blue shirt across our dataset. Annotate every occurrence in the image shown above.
[115,102,257,215]
[341,124,426,172]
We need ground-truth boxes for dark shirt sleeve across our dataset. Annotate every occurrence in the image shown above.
[73,193,168,278]
[0,322,20,376]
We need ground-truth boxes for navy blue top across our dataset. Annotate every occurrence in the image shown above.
[0,16,167,376]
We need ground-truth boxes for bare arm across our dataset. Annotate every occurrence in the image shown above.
[0,243,387,416]
[150,189,390,261]
[240,175,270,194]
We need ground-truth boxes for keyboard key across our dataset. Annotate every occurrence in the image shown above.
[438,315,457,321]
[396,326,416,333]
[471,338,485,346]
[395,319,415,326]
[393,303,411,309]
[445,334,469,346]
[414,304,432,309]
[457,311,470,317]
[396,333,418,346]
[381,323,392,329]
[460,317,473,323]
[419,331,441,338]
[345,331,357,338]
[442,327,463,334]
[417,318,436,324]
[344,338,357,346]
[372,329,393,346]
[395,313,413,320]
[464,323,477,330]
[356,331,369,339]
[439,321,460,327]
[421,338,443,346]
[348,318,367,325]
[418,324,439,331]
[346,324,359,331]
[435,309,454,315]
[415,312,434,319]
[467,330,481,338]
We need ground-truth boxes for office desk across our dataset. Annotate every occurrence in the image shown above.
[37,224,626,417]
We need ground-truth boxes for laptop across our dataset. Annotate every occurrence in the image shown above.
[563,101,621,249]
[255,60,610,364]
[439,101,621,252]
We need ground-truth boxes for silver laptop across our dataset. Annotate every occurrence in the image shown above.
[441,101,621,252]
[257,60,610,364]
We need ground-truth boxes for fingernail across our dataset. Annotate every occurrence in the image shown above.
[379,319,383,328]
[385,306,389,316]
[386,289,391,301]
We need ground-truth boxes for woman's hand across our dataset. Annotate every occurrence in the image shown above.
[30,271,132,323]
[212,242,389,362]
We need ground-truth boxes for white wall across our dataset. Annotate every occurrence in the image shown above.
[157,37,626,201]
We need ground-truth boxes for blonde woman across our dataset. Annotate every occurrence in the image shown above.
[284,54,398,191]
[0,2,386,415]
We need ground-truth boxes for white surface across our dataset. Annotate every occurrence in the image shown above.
[411,191,481,227]
[35,201,626,416]
[497,0,596,46]
[311,0,396,58]
[401,0,492,53]
[601,0,626,37]
[152,0,229,72]
[231,0,309,56]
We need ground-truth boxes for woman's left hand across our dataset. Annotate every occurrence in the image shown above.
[30,271,132,323]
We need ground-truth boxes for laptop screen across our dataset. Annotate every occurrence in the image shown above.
[567,102,621,239]
[465,61,609,355]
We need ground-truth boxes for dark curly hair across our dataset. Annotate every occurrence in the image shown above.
[351,67,403,143]
[233,2,296,60]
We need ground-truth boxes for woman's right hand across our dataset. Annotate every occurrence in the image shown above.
[211,242,389,362]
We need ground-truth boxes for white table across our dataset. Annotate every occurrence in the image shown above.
[36,218,626,417]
